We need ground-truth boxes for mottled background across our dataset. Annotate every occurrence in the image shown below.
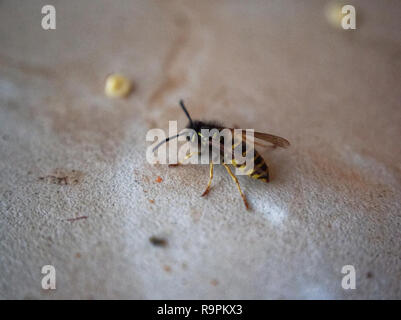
[0,0,400,299]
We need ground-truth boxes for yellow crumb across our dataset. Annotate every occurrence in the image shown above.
[324,2,344,29]
[104,73,132,98]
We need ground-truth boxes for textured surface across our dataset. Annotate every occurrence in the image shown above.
[0,0,400,299]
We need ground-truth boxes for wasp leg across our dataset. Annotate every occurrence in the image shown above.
[223,164,250,210]
[168,152,199,167]
[201,163,214,197]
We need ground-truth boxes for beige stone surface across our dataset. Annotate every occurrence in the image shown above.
[0,0,400,299]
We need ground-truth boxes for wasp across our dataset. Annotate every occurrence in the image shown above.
[152,100,290,210]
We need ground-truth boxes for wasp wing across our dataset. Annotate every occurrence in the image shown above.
[229,128,290,148]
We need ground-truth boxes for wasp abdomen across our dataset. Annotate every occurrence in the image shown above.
[248,152,270,182]
[231,142,269,183]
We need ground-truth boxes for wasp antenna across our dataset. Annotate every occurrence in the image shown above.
[152,131,188,153]
[179,100,193,127]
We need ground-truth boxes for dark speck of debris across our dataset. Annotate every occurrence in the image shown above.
[366,272,373,279]
[39,169,84,185]
[149,236,168,247]
[211,279,219,286]
[66,216,88,222]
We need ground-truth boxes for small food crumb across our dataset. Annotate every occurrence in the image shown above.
[211,279,219,286]
[155,176,163,183]
[104,73,132,98]
[149,199,155,204]
[163,265,172,272]
[324,2,344,29]
[149,236,168,247]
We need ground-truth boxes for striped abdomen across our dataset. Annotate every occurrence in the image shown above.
[229,141,270,183]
